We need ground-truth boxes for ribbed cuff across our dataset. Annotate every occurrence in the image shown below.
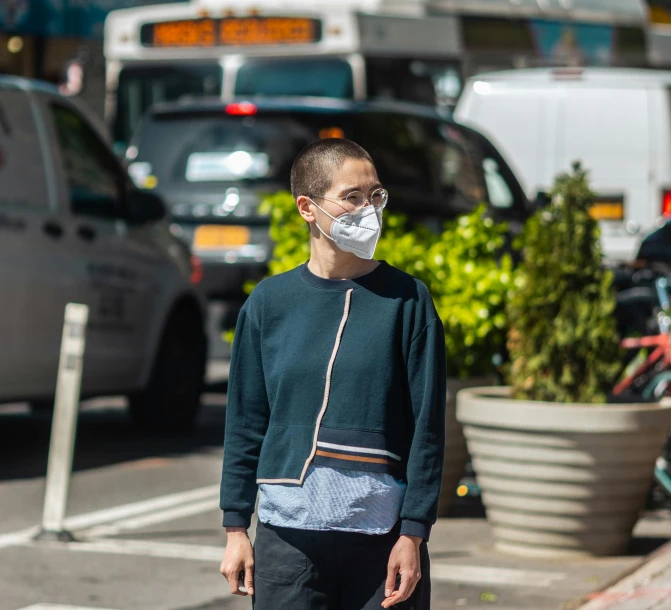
[400,518,431,540]
[222,510,252,529]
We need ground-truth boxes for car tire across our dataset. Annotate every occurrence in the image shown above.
[128,306,206,433]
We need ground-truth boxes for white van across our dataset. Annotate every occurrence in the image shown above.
[455,68,671,263]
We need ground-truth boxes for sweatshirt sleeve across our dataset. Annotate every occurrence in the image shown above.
[400,316,447,540]
[220,302,270,529]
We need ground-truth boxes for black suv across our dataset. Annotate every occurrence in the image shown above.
[126,98,531,299]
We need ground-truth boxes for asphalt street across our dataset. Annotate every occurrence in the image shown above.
[0,375,670,610]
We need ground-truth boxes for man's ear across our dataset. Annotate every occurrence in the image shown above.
[296,195,315,223]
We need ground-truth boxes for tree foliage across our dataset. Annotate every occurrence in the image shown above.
[506,163,621,403]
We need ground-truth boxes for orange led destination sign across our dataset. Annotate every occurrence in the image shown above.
[141,17,321,48]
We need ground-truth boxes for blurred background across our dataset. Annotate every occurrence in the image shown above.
[7,1,671,609]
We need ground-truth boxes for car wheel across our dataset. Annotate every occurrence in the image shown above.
[128,306,206,433]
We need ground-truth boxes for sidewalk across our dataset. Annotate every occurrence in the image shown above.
[577,539,671,610]
[422,497,671,610]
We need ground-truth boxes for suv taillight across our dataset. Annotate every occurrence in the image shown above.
[662,190,671,218]
[226,102,257,116]
[190,255,203,285]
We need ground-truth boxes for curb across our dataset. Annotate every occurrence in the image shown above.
[565,539,671,609]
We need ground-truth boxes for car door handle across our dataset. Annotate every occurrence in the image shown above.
[42,221,63,239]
[77,225,96,242]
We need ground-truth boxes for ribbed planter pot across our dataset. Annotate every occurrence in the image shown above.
[437,377,498,517]
[456,387,671,557]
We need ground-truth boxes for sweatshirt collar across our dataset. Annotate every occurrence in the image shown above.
[300,261,387,291]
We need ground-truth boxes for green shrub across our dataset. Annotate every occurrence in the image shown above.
[506,163,621,403]
[239,191,516,379]
[424,209,515,379]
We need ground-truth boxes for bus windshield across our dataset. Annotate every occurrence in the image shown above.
[113,64,223,148]
[234,58,354,98]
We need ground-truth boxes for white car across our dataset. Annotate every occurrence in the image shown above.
[455,67,671,264]
[0,76,207,431]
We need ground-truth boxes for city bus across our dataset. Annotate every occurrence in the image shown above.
[104,0,463,149]
[104,0,649,150]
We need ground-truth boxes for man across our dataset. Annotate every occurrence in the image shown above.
[220,138,446,609]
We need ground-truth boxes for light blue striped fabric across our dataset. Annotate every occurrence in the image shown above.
[258,464,407,534]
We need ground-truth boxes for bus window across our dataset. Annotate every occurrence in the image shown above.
[616,25,647,64]
[234,58,354,98]
[113,64,223,147]
[366,57,462,107]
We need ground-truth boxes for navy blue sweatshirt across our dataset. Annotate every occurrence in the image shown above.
[220,261,447,540]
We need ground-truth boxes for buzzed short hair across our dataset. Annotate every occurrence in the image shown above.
[290,138,375,200]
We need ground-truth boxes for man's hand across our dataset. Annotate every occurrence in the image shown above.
[220,527,254,596]
[381,535,422,608]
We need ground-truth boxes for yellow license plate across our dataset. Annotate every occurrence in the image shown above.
[589,201,624,221]
[194,225,250,249]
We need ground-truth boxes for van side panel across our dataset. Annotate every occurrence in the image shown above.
[648,86,671,230]
[556,85,649,261]
[455,84,554,200]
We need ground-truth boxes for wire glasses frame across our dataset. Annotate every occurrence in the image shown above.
[309,188,389,214]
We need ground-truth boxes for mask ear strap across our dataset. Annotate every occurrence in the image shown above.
[308,198,339,222]
[314,221,336,243]
[307,198,337,242]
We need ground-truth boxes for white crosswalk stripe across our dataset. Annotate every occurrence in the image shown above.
[24,537,225,563]
[17,605,119,610]
[431,563,567,588]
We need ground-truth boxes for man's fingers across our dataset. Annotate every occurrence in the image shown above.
[232,569,248,596]
[384,563,398,598]
[244,561,255,596]
[396,571,412,601]
[221,564,246,596]
[391,568,421,605]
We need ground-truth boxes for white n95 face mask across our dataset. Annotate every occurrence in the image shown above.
[311,201,382,260]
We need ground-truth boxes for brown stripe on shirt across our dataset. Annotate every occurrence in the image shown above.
[315,450,397,466]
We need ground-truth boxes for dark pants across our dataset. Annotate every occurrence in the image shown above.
[252,521,431,610]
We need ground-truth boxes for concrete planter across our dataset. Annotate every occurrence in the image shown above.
[456,387,671,557]
[438,376,498,517]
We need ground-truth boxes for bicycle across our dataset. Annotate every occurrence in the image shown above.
[614,276,671,501]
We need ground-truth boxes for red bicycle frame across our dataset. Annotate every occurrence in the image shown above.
[614,333,671,395]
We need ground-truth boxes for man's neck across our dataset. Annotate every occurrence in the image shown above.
[307,238,379,280]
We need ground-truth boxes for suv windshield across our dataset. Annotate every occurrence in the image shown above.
[129,111,354,191]
[129,108,528,223]
[234,58,354,98]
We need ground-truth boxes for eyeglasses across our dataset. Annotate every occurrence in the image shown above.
[310,188,388,214]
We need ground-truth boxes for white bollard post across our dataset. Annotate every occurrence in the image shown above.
[35,303,89,542]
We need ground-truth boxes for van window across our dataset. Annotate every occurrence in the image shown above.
[0,89,49,210]
[51,103,124,218]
